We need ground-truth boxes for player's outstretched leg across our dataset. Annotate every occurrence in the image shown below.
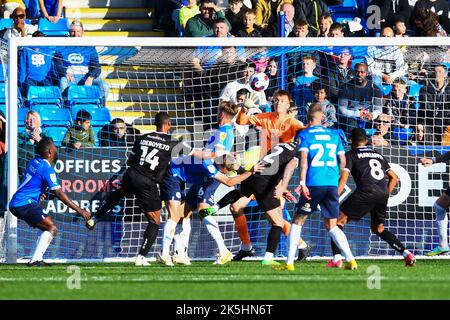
[372,223,416,267]
[230,196,255,261]
[426,198,450,256]
[326,218,357,270]
[276,214,308,271]
[136,211,164,266]
[326,217,345,268]
[28,217,57,267]
[262,207,285,267]
[88,189,124,230]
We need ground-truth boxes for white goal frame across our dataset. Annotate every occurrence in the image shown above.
[5,36,449,263]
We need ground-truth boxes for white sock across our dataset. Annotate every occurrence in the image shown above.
[203,215,228,255]
[30,231,53,263]
[241,243,252,251]
[298,240,307,249]
[438,219,449,249]
[333,254,343,262]
[162,219,177,257]
[263,252,274,260]
[329,226,354,262]
[181,218,191,255]
[287,224,301,265]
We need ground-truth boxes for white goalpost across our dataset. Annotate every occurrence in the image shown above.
[2,36,450,263]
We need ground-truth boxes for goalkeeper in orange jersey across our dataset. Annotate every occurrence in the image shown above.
[202,90,310,263]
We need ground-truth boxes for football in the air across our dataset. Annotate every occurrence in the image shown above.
[250,72,269,92]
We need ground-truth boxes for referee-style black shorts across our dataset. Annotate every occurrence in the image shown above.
[340,190,389,225]
[121,167,162,213]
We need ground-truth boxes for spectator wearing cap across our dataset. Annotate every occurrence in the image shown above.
[55,20,110,103]
[185,0,230,37]
[3,7,37,40]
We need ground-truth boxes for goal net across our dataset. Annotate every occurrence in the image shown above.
[2,37,450,262]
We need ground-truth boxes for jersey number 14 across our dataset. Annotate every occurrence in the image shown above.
[139,146,160,170]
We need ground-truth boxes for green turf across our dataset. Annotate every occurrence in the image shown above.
[0,260,449,300]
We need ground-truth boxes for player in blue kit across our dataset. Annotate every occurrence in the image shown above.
[8,137,91,266]
[277,103,357,271]
[159,102,263,265]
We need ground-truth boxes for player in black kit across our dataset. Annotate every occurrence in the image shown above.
[87,112,179,266]
[327,128,416,268]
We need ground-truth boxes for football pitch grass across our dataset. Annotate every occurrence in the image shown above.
[0,259,449,300]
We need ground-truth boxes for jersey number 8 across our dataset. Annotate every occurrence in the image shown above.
[369,159,384,180]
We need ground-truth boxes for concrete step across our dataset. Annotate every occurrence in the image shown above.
[64,0,149,8]
[101,66,183,79]
[81,18,153,32]
[66,8,152,19]
[85,30,163,37]
[104,78,182,89]
[106,101,189,111]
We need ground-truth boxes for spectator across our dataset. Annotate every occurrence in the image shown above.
[236,9,262,37]
[185,0,229,37]
[365,27,407,86]
[38,0,62,23]
[226,0,248,36]
[18,110,48,177]
[55,20,109,103]
[289,19,309,37]
[99,118,133,147]
[265,58,278,101]
[378,0,412,29]
[384,78,417,129]
[393,18,408,37]
[2,0,25,18]
[310,81,336,128]
[328,22,344,37]
[255,0,293,35]
[179,0,200,31]
[3,7,37,41]
[317,14,333,37]
[62,109,96,149]
[294,0,329,37]
[338,62,383,133]
[220,63,267,105]
[274,2,295,37]
[152,0,184,34]
[413,0,450,34]
[418,64,450,145]
[291,55,318,120]
[413,8,447,37]
[18,31,57,96]
[371,113,397,146]
[410,123,430,145]
[325,47,355,104]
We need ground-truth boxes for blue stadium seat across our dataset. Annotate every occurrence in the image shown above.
[27,86,63,107]
[38,18,70,37]
[0,85,23,107]
[393,127,413,144]
[0,19,13,30]
[67,85,102,107]
[365,129,376,136]
[329,0,358,14]
[0,103,5,116]
[31,104,72,127]
[44,126,68,147]
[71,105,111,127]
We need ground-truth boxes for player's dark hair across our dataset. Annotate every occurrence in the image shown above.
[236,88,250,97]
[155,112,171,130]
[76,109,92,123]
[111,118,125,125]
[273,89,292,101]
[306,103,323,122]
[350,128,368,145]
[36,137,54,158]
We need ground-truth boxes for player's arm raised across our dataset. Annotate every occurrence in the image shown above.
[53,188,91,221]
[386,169,398,194]
[421,151,450,166]
[214,162,265,187]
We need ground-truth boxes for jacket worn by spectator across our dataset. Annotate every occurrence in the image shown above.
[384,92,417,127]
[418,79,450,144]
[293,0,329,36]
[62,125,96,149]
[379,0,412,27]
[225,6,248,36]
[255,0,293,29]
[366,46,407,83]
[185,11,229,37]
[414,0,450,33]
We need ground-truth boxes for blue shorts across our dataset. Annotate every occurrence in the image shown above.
[9,203,48,228]
[160,174,185,202]
[186,179,220,208]
[296,186,339,219]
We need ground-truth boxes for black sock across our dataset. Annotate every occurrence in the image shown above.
[266,225,282,254]
[378,230,406,254]
[138,222,160,256]
[331,225,343,255]
[96,190,123,219]
[217,189,243,209]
